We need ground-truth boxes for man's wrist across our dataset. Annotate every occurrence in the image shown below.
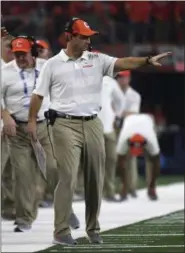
[146,56,152,65]
[28,118,37,123]
[1,109,11,119]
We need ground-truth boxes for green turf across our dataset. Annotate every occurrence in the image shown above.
[37,210,184,253]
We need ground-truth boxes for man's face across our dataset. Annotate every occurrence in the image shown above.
[117,76,130,90]
[14,51,33,68]
[71,34,91,52]
[38,47,50,59]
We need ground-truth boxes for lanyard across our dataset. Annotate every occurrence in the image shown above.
[19,69,39,97]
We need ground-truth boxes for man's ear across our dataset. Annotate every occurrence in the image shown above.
[65,32,72,42]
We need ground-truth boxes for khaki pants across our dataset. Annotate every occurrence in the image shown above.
[103,131,117,198]
[125,154,138,192]
[8,121,56,225]
[145,154,153,185]
[1,134,15,215]
[52,117,105,236]
[41,128,58,202]
[125,154,155,192]
[75,166,84,195]
[1,134,10,172]
[75,130,117,198]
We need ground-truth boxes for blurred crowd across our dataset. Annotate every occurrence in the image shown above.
[2,1,185,54]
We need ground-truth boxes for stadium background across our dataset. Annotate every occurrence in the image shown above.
[2,0,185,175]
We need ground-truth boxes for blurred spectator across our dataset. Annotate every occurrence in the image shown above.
[49,2,69,39]
[153,104,167,135]
[124,1,151,43]
[68,1,87,16]
[36,39,52,59]
[68,2,115,44]
[58,33,67,49]
[151,1,173,43]
[1,37,14,64]
[172,46,185,72]
[110,2,129,43]
[174,2,185,44]
[1,1,183,46]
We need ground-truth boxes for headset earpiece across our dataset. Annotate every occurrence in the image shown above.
[64,17,80,34]
[31,42,39,58]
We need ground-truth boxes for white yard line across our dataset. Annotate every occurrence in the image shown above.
[1,183,184,252]
[63,245,184,249]
[102,233,184,237]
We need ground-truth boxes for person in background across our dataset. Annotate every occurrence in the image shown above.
[151,1,173,43]
[1,36,14,65]
[35,39,57,208]
[36,39,51,59]
[1,34,16,221]
[124,1,151,43]
[1,15,9,38]
[174,2,185,43]
[153,104,167,136]
[115,71,141,199]
[1,36,51,232]
[117,113,160,201]
[2,35,79,232]
[98,75,125,201]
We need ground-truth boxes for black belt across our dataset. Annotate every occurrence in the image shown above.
[11,116,45,124]
[56,113,97,121]
[15,120,45,124]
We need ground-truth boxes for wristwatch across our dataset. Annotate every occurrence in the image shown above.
[146,56,152,65]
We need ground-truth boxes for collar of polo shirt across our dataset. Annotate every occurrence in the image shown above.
[13,58,38,72]
[59,49,89,62]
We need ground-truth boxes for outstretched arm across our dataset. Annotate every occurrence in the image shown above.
[114,52,172,72]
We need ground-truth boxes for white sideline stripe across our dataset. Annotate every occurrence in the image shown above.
[2,183,184,252]
[102,233,184,237]
[64,245,184,249]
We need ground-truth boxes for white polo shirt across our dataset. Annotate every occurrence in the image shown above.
[98,76,125,134]
[33,50,118,116]
[2,58,50,121]
[117,114,160,156]
[1,58,6,131]
[1,58,7,111]
[1,58,6,67]
[124,87,141,113]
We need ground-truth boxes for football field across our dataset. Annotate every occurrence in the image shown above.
[41,210,184,253]
[2,181,184,253]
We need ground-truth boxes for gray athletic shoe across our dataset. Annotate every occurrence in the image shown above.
[14,224,31,232]
[87,232,103,244]
[53,234,77,245]
[70,213,80,229]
